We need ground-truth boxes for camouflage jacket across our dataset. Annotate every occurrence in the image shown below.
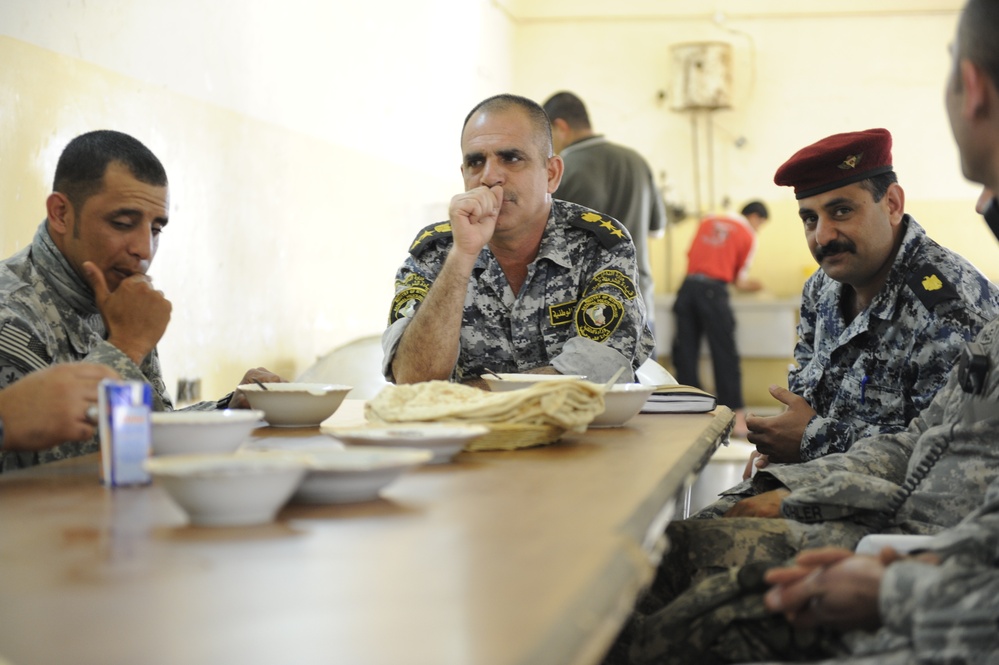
[381,199,655,383]
[791,216,999,461]
[0,223,212,472]
[848,475,999,661]
[755,315,999,549]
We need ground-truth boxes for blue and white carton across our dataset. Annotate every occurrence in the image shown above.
[98,380,153,487]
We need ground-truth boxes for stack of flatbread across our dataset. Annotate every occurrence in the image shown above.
[365,380,605,450]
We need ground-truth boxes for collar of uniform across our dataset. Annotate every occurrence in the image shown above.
[811,216,920,333]
[560,135,607,158]
[866,215,923,322]
[32,221,102,318]
[535,203,573,269]
[474,204,571,273]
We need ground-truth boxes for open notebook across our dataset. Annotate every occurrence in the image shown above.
[641,384,717,414]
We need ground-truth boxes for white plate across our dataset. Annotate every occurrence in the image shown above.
[293,447,433,504]
[481,373,587,392]
[326,423,490,464]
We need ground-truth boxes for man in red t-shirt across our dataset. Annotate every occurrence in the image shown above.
[671,201,769,436]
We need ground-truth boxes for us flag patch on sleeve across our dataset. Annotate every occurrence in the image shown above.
[0,322,50,373]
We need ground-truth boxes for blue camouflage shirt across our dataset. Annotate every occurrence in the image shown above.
[382,199,655,383]
[791,215,999,460]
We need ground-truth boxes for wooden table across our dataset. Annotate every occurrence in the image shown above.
[0,402,732,665]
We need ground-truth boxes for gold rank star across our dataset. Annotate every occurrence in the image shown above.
[610,228,625,238]
[600,220,616,231]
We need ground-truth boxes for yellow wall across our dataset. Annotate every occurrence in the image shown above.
[2,0,995,406]
[0,36,468,400]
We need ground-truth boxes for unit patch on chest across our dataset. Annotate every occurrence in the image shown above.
[575,293,624,342]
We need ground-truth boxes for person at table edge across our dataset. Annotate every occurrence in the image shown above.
[382,94,655,386]
[0,130,283,472]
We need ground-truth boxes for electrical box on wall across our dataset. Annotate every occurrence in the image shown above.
[670,42,733,111]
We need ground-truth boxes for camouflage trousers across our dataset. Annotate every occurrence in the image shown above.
[608,562,847,665]
[600,516,872,664]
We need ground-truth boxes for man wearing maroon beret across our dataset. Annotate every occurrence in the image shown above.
[741,128,999,475]
[599,125,999,665]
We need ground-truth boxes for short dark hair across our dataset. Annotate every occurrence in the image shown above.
[53,130,167,213]
[857,171,899,203]
[542,91,592,131]
[740,201,769,219]
[959,0,999,91]
[462,94,553,158]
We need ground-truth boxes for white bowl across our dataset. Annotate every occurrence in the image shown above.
[481,373,587,392]
[238,382,352,427]
[591,383,657,427]
[145,453,308,527]
[326,423,490,464]
[150,409,266,456]
[293,447,433,504]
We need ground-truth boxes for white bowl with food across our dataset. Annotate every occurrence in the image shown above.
[145,453,308,527]
[326,423,490,464]
[237,382,352,427]
[481,373,587,392]
[293,446,433,504]
[590,383,657,428]
[150,409,266,456]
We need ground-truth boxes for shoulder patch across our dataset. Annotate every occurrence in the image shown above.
[408,221,453,258]
[567,211,627,249]
[905,263,960,310]
[0,320,51,374]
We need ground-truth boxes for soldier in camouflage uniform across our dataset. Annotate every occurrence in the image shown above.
[383,94,654,385]
[599,131,999,664]
[744,129,999,474]
[0,130,281,472]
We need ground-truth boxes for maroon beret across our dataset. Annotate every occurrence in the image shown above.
[774,128,893,200]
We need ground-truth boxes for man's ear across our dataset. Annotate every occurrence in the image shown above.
[885,182,906,226]
[960,58,989,120]
[546,154,564,194]
[45,192,73,235]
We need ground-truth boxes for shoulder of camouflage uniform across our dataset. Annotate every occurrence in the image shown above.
[408,221,454,258]
[904,261,962,311]
[566,209,627,249]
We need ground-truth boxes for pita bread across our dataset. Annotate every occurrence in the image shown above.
[364,380,605,447]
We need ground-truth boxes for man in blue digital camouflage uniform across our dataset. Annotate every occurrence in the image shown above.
[743,128,999,474]
[597,2,999,661]
[382,94,655,386]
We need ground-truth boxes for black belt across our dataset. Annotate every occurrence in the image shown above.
[686,274,727,285]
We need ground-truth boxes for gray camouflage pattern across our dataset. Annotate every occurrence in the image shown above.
[0,222,215,472]
[608,315,999,663]
[792,216,999,461]
[382,199,655,382]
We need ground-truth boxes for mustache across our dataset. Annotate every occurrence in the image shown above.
[814,240,856,261]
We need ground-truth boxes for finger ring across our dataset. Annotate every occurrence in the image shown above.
[85,405,99,425]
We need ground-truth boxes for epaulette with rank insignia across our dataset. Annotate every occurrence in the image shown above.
[408,221,454,257]
[567,211,627,249]
[905,262,959,310]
